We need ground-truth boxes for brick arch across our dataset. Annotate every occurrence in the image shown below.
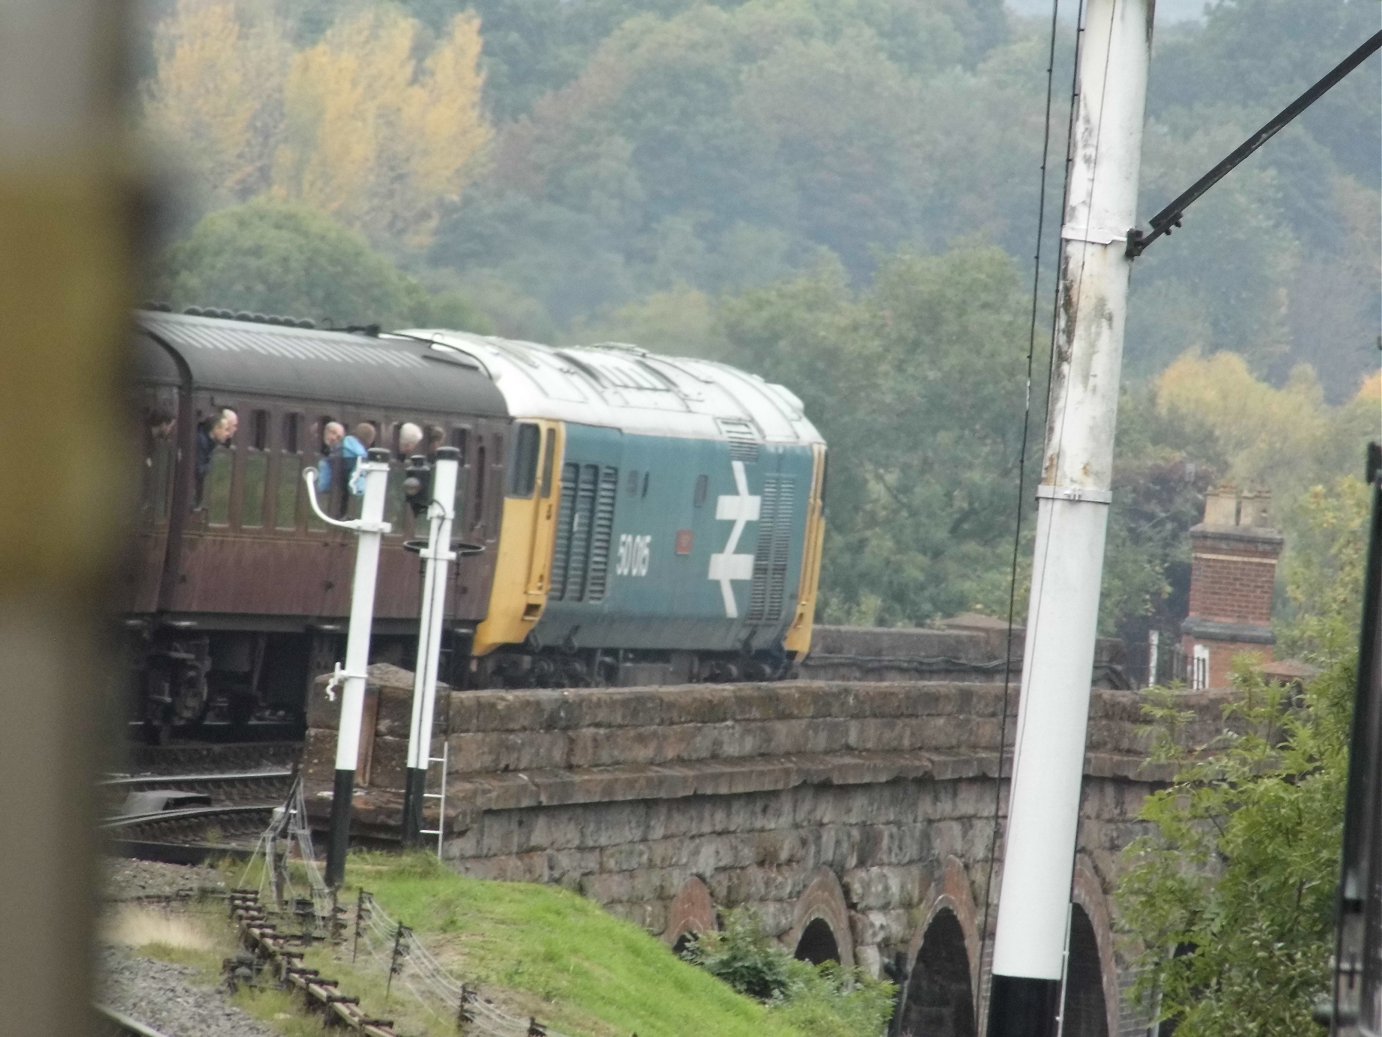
[1069,857,1119,1037]
[902,857,982,1011]
[663,875,716,950]
[786,868,855,968]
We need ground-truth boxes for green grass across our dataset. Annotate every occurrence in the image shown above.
[314,851,854,1037]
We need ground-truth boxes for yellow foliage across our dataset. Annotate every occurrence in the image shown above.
[142,0,290,205]
[273,8,491,249]
[1156,351,1331,491]
[142,4,490,251]
[1355,370,1381,404]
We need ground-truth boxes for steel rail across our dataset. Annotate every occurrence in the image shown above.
[93,1003,174,1037]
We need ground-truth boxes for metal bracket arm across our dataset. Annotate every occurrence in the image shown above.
[1036,484,1113,505]
[1127,30,1381,259]
[302,468,393,534]
[324,661,369,702]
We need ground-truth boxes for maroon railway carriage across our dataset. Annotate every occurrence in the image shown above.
[124,309,508,733]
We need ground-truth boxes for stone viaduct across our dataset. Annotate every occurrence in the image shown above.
[305,652,1228,1037]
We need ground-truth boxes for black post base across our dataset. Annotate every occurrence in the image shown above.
[402,767,426,847]
[986,974,1061,1037]
[325,768,356,888]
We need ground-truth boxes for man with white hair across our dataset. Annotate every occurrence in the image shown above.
[398,421,423,458]
[193,407,237,508]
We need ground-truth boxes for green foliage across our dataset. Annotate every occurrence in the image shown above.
[151,202,428,327]
[682,908,896,1037]
[1278,477,1372,663]
[720,244,1037,625]
[682,908,795,1000]
[1119,479,1371,1034]
[1120,666,1350,1035]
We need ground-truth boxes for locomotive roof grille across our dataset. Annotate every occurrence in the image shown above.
[555,349,674,392]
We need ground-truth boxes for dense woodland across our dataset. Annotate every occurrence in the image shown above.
[138,0,1380,650]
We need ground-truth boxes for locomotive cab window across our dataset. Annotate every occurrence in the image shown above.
[508,423,540,498]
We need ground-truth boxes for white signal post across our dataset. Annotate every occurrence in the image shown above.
[403,447,460,847]
[303,448,393,889]
[985,0,1151,1031]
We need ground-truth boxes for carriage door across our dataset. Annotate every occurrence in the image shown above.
[521,422,563,607]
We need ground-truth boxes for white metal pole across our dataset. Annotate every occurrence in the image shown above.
[404,447,460,844]
[304,448,393,888]
[986,0,1151,1031]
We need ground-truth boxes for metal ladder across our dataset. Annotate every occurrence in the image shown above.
[419,740,449,857]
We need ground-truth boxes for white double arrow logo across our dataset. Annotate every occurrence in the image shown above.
[708,460,761,618]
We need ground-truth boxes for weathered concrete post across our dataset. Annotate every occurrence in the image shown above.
[985,0,1152,1031]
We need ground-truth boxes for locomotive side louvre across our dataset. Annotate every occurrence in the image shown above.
[126,311,508,729]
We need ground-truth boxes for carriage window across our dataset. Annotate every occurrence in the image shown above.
[140,403,176,525]
[451,427,468,457]
[454,458,467,533]
[540,429,556,498]
[283,412,301,453]
[277,413,304,530]
[508,424,540,498]
[306,415,335,532]
[206,445,233,526]
[241,409,269,528]
[474,442,487,526]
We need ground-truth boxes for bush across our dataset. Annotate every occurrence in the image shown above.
[681,909,896,1037]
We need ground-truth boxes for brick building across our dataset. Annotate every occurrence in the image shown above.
[1180,486,1283,689]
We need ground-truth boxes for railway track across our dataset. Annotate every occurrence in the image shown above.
[94,1004,173,1037]
[117,740,303,777]
[101,750,299,863]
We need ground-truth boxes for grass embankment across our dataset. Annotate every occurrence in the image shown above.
[107,852,891,1036]
[333,852,859,1037]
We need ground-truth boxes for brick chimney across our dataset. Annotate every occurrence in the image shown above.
[1181,485,1283,689]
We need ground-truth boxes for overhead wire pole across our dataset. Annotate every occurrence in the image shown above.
[304,449,393,888]
[983,0,1151,1029]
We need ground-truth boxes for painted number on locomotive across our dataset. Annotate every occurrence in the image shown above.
[616,533,652,577]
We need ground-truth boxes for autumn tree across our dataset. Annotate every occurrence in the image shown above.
[141,2,490,250]
[273,7,491,249]
[141,0,291,208]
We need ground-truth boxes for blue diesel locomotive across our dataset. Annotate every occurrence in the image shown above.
[400,330,826,688]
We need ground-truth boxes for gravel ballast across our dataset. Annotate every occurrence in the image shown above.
[99,858,284,1037]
